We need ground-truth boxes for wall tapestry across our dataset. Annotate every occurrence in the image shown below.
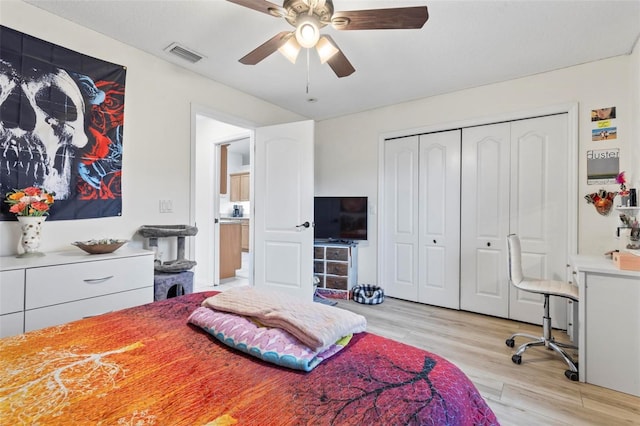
[0,25,126,221]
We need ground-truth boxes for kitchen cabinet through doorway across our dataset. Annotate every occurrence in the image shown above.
[230,172,250,202]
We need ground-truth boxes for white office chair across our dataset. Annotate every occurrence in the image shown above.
[505,234,579,381]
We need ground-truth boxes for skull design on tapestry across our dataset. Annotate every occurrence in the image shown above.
[0,59,89,199]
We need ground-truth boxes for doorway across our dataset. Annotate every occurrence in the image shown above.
[191,106,253,291]
[190,107,316,300]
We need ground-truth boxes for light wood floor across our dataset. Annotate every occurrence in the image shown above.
[334,296,640,426]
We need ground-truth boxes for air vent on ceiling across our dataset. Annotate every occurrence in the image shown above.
[164,43,204,64]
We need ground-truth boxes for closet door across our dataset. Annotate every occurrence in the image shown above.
[460,123,511,318]
[418,131,461,308]
[382,136,419,300]
[509,114,568,327]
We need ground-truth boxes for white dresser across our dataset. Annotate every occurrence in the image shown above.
[0,247,154,338]
[572,254,640,397]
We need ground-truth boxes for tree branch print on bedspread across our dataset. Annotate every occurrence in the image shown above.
[298,355,454,425]
[0,342,143,423]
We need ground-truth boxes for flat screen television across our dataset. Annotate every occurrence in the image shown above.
[314,196,368,241]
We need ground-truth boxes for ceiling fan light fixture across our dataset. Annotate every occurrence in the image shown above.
[278,36,301,63]
[295,15,320,48]
[316,36,338,63]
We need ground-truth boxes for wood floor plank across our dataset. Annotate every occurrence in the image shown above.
[335,297,640,425]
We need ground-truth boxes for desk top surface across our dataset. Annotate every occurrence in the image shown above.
[572,253,640,278]
[0,247,153,271]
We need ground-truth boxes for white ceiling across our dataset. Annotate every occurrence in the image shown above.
[23,0,640,121]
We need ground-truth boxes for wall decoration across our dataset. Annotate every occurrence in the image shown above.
[590,106,617,141]
[584,190,617,216]
[591,126,617,141]
[0,25,126,221]
[591,106,616,122]
[587,148,619,185]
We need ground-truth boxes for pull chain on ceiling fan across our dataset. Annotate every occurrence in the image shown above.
[228,0,429,77]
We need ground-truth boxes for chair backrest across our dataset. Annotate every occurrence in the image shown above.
[506,234,524,285]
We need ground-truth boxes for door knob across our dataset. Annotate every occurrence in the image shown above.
[487,242,491,247]
[296,221,310,228]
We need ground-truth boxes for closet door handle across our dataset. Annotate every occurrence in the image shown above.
[433,239,437,244]
[486,242,491,247]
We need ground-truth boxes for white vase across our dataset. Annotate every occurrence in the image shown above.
[17,216,47,258]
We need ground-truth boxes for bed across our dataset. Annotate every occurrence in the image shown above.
[0,291,498,425]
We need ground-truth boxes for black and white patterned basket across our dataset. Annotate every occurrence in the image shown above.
[351,284,385,305]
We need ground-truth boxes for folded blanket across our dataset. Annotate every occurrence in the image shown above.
[188,307,351,371]
[201,287,367,351]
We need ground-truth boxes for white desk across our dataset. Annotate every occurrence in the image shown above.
[572,254,640,396]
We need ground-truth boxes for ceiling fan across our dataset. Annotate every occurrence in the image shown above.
[228,0,429,78]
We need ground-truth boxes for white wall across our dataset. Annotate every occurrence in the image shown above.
[631,38,640,192]
[316,49,640,285]
[0,1,303,257]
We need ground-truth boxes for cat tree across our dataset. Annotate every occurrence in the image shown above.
[137,225,198,301]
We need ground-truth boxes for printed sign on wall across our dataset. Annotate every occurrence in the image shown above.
[587,148,619,185]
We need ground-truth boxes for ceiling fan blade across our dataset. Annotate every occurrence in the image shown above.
[332,6,428,30]
[227,0,285,17]
[239,32,291,65]
[323,36,355,78]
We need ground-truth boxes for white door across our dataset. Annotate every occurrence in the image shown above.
[253,120,315,301]
[509,114,568,326]
[418,130,461,309]
[382,135,419,301]
[460,123,511,318]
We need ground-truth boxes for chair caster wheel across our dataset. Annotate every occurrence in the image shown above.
[505,338,515,348]
[511,354,522,364]
[564,370,579,381]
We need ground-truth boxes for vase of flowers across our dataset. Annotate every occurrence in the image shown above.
[4,187,55,257]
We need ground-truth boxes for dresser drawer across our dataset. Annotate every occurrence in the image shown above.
[25,287,153,332]
[0,269,25,315]
[326,247,348,261]
[0,312,24,338]
[326,262,348,276]
[325,275,348,290]
[25,255,153,309]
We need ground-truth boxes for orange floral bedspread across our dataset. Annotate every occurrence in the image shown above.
[0,292,498,425]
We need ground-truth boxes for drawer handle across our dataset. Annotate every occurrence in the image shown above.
[83,276,114,284]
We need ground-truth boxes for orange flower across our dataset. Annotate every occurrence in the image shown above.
[31,201,50,212]
[23,187,41,196]
[8,191,25,201]
[9,202,27,214]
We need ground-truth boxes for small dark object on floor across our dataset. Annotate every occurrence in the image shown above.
[313,291,338,306]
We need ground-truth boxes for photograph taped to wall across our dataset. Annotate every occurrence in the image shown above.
[591,127,617,141]
[0,25,126,221]
[587,149,619,185]
[591,106,616,121]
